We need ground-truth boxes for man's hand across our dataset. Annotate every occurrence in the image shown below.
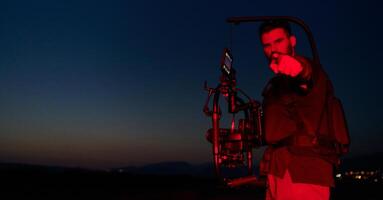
[270,53,303,77]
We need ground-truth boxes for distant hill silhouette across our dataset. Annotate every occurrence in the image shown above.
[1,152,382,176]
[114,152,383,176]
[0,162,95,173]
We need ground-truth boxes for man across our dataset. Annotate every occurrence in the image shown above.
[259,20,336,200]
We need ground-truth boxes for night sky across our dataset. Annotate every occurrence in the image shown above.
[0,0,382,169]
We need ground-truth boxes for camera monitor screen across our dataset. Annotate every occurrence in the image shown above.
[221,48,233,76]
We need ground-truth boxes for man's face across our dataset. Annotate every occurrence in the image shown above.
[261,28,296,60]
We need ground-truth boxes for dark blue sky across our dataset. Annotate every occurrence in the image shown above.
[0,0,382,169]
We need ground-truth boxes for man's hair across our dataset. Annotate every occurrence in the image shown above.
[259,19,292,36]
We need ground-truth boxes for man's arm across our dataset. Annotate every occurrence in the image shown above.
[294,55,313,93]
[270,54,314,94]
[295,55,312,80]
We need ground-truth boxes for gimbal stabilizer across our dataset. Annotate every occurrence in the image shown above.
[203,47,263,186]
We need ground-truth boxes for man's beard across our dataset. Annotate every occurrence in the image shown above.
[268,45,294,61]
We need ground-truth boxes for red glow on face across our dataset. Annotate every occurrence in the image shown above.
[261,28,296,60]
[260,28,302,76]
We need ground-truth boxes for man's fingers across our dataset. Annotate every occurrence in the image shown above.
[269,53,281,74]
[269,54,303,77]
[277,55,303,77]
[284,64,293,76]
[270,62,279,73]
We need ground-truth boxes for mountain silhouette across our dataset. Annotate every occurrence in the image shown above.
[1,152,382,175]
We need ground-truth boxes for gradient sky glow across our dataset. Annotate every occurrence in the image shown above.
[0,0,382,169]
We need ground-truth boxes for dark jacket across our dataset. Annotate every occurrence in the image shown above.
[261,56,335,187]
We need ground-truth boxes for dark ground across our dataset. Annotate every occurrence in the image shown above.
[1,164,382,200]
[1,171,264,200]
[0,159,383,200]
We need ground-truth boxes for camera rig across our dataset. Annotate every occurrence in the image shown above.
[203,16,320,187]
[203,47,263,187]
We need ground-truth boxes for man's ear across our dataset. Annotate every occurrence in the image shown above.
[289,35,297,48]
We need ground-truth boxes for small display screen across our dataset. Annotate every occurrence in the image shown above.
[222,50,233,75]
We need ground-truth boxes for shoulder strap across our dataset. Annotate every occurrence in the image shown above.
[314,80,329,136]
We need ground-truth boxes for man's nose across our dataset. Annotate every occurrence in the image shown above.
[270,44,278,53]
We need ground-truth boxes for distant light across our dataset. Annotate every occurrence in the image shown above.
[374,179,378,182]
[350,171,353,175]
[336,174,342,178]
[361,171,365,175]
[355,175,362,179]
[118,169,124,173]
